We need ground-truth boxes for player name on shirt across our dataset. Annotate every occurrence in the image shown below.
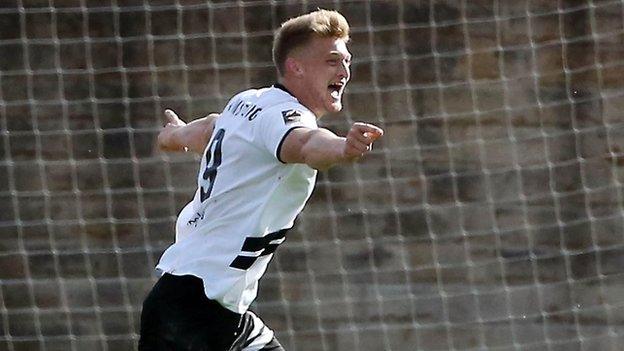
[227,98,263,121]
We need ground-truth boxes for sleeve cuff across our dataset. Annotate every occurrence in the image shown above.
[276,126,305,164]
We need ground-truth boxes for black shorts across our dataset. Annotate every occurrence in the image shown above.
[139,273,284,351]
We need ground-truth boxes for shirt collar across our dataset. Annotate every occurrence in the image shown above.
[273,83,294,97]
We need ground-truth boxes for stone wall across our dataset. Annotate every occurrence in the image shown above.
[2,0,624,350]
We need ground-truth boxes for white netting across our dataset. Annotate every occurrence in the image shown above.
[2,0,624,350]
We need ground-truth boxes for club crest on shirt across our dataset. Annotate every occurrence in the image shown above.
[282,109,302,124]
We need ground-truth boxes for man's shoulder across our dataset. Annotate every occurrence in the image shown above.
[256,86,296,106]
[253,87,311,117]
[225,86,315,124]
[259,100,314,125]
[226,86,290,108]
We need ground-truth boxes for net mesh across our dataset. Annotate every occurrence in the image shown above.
[2,0,624,350]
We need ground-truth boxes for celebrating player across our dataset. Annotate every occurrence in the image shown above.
[139,9,383,351]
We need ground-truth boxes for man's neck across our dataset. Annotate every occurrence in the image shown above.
[278,78,324,118]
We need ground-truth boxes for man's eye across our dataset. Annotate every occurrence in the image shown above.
[327,60,339,65]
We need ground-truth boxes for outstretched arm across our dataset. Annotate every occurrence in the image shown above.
[279,122,383,171]
[157,109,219,154]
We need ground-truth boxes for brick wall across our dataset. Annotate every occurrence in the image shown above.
[2,1,624,350]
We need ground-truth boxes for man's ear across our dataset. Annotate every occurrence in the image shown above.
[285,57,304,78]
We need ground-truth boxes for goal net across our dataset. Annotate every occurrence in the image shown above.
[2,0,624,350]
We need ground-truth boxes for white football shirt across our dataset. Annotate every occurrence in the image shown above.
[156,85,318,314]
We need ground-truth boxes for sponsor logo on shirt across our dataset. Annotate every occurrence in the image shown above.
[282,109,301,124]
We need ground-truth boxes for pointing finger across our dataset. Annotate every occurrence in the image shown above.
[354,123,383,138]
[363,130,383,142]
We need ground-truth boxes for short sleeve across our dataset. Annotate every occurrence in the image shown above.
[255,103,317,163]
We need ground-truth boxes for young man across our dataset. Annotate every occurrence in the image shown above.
[139,9,383,351]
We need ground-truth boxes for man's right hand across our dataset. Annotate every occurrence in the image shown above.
[279,121,384,171]
[343,122,384,161]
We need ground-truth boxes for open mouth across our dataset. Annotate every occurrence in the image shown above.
[328,82,343,99]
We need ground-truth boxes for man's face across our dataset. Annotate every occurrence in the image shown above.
[295,36,352,117]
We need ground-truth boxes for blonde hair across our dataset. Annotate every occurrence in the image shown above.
[272,9,350,76]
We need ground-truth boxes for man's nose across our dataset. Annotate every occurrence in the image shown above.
[339,62,350,80]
